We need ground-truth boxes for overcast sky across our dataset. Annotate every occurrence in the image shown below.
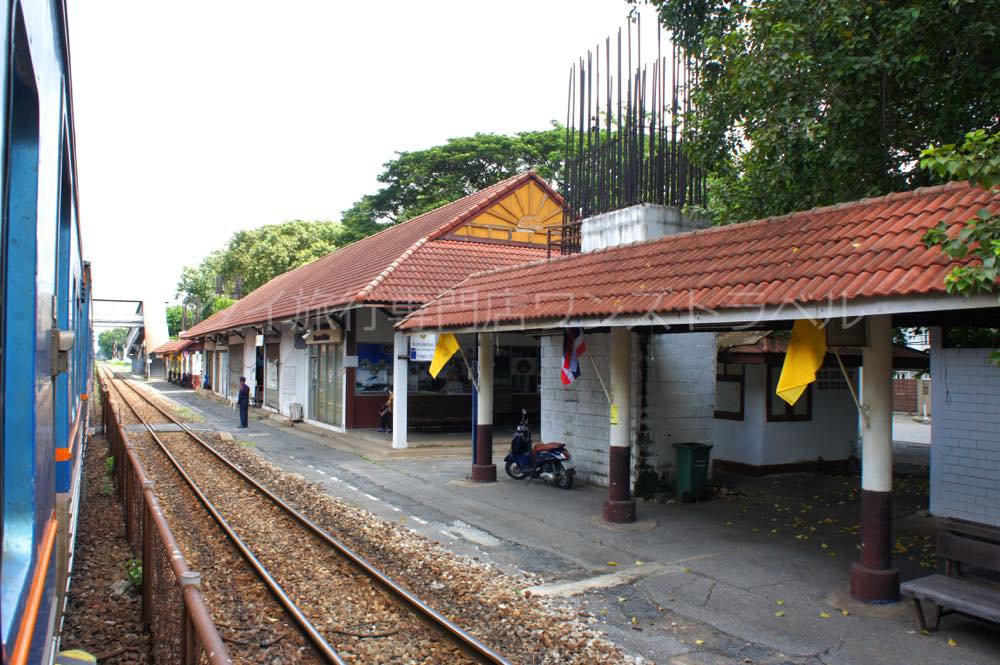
[69,0,658,321]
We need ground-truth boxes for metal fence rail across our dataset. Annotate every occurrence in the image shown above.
[100,377,230,665]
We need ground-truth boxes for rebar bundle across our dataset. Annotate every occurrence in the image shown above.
[560,15,706,243]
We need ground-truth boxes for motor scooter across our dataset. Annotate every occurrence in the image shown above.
[503,409,575,489]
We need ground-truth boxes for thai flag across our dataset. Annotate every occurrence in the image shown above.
[561,327,587,385]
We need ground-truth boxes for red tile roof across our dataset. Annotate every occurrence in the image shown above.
[152,339,193,354]
[399,182,1000,331]
[182,172,560,338]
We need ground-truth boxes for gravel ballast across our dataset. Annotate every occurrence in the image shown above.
[120,376,639,664]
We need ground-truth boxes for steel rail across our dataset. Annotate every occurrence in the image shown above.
[107,369,510,665]
[100,368,346,664]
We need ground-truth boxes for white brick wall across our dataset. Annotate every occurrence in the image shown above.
[540,333,618,486]
[929,328,1000,527]
[639,333,716,492]
[539,331,716,491]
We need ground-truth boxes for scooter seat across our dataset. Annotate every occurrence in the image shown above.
[532,442,564,453]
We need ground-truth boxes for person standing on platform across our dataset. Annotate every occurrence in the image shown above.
[377,388,393,433]
[237,376,250,428]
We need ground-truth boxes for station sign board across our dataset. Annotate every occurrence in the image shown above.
[408,334,437,362]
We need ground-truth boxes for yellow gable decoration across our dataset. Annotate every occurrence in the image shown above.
[452,180,563,245]
[776,320,827,406]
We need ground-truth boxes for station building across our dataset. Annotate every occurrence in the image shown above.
[181,172,565,444]
[398,181,1000,602]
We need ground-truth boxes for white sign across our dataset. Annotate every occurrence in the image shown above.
[255,334,265,347]
[343,355,359,368]
[408,334,437,362]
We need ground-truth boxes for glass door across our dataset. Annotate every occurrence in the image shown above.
[308,343,342,426]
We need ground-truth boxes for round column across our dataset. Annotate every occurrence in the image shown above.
[472,333,496,482]
[850,314,899,601]
[604,327,636,522]
[392,332,409,449]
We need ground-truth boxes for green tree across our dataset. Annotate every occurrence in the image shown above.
[920,128,999,364]
[166,305,183,339]
[644,0,1000,224]
[176,221,341,312]
[337,127,567,243]
[98,328,129,359]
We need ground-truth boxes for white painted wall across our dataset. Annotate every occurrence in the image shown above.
[244,332,258,401]
[929,329,1000,527]
[277,325,308,418]
[713,363,858,467]
[581,204,710,252]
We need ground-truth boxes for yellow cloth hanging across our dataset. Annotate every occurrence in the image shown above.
[776,320,827,406]
[428,333,460,378]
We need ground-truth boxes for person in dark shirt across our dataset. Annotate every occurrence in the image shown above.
[237,376,250,428]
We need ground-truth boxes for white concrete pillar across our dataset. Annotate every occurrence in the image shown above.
[850,313,898,601]
[392,331,408,449]
[477,334,494,427]
[861,314,893,493]
[472,333,496,481]
[604,327,636,522]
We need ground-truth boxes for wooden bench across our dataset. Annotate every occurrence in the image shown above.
[900,518,1000,631]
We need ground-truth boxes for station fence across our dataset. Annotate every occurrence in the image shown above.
[99,377,230,665]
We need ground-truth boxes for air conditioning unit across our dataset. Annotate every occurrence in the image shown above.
[288,403,304,422]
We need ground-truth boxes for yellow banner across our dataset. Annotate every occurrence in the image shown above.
[428,333,460,378]
[776,320,827,406]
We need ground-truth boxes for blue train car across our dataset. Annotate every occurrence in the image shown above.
[1,1,90,663]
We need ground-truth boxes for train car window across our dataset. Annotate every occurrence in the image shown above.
[1,5,42,643]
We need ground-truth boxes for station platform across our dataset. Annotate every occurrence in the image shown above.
[142,379,996,665]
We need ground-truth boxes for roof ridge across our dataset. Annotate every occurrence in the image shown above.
[354,236,430,302]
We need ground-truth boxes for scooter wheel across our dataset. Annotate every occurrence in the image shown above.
[555,467,574,490]
[505,460,528,480]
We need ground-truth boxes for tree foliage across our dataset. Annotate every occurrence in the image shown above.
[920,128,1000,364]
[337,128,567,243]
[98,328,129,359]
[645,0,1000,224]
[175,221,341,320]
[166,305,183,339]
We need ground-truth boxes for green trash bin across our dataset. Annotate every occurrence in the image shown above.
[673,442,713,502]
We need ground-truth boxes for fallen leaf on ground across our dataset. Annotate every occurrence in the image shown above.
[695,639,705,645]
[774,610,785,617]
[819,612,831,619]
[948,638,958,647]
[607,561,619,567]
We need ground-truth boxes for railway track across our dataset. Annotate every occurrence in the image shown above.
[100,367,509,665]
